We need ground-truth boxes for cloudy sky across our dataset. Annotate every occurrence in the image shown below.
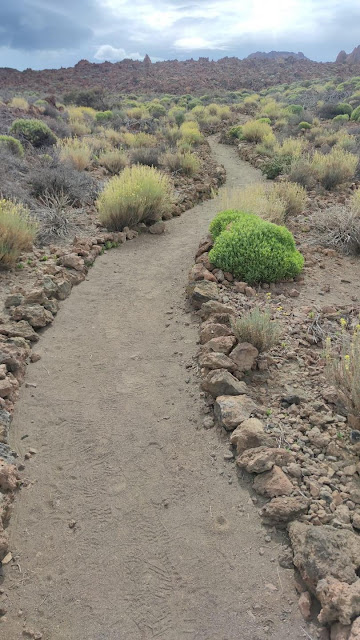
[0,0,360,70]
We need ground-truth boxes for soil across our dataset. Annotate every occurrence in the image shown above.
[1,138,308,639]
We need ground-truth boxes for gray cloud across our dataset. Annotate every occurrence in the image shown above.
[0,0,359,70]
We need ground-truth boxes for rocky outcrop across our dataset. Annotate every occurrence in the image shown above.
[335,46,360,64]
[247,51,307,60]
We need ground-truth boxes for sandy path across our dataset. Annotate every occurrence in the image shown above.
[3,138,306,640]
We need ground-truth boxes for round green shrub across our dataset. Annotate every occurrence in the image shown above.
[148,103,167,118]
[228,125,243,139]
[287,104,304,115]
[208,213,304,283]
[257,117,271,124]
[0,134,24,157]
[209,209,253,239]
[95,110,113,122]
[261,155,291,180]
[336,103,352,116]
[351,106,360,122]
[333,114,350,122]
[298,121,312,129]
[10,118,57,147]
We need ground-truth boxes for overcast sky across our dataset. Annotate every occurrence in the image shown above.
[1,0,360,70]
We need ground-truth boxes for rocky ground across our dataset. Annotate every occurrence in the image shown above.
[188,210,360,637]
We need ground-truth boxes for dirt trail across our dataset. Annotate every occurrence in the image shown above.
[3,139,306,640]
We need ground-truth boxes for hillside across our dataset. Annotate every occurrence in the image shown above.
[2,55,360,95]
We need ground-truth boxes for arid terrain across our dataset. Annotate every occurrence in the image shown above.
[2,63,360,639]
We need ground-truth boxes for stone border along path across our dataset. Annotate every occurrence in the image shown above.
[1,137,307,640]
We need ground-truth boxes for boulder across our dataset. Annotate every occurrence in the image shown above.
[288,522,360,594]
[230,342,259,371]
[0,410,11,442]
[202,370,248,397]
[202,335,237,354]
[149,221,165,234]
[24,288,48,305]
[237,446,293,473]
[200,322,234,344]
[0,321,39,342]
[54,278,72,300]
[331,622,351,640]
[214,395,257,431]
[195,238,213,258]
[4,294,24,308]
[317,577,360,625]
[42,275,58,298]
[11,304,54,328]
[253,465,293,497]
[0,378,13,399]
[0,463,18,492]
[199,352,236,371]
[199,300,235,320]
[260,496,309,526]
[230,418,273,454]
[188,281,220,309]
[189,263,215,282]
[59,253,85,272]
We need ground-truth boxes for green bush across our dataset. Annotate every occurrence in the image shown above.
[351,106,360,121]
[333,114,350,122]
[319,103,352,119]
[228,125,243,139]
[95,110,113,122]
[257,117,271,124]
[10,118,57,147]
[148,102,166,118]
[96,164,173,230]
[209,209,253,239]
[0,134,24,157]
[208,212,304,283]
[336,103,352,116]
[298,121,312,129]
[287,104,304,115]
[261,155,290,180]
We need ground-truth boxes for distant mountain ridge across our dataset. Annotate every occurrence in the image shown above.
[247,51,308,60]
[1,53,360,95]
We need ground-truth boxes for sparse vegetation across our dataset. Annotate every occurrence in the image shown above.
[0,199,37,268]
[326,329,360,416]
[232,308,281,352]
[161,151,200,176]
[57,138,92,171]
[311,148,358,190]
[96,165,173,230]
[98,149,128,174]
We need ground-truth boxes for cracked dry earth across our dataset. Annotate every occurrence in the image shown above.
[3,138,307,640]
